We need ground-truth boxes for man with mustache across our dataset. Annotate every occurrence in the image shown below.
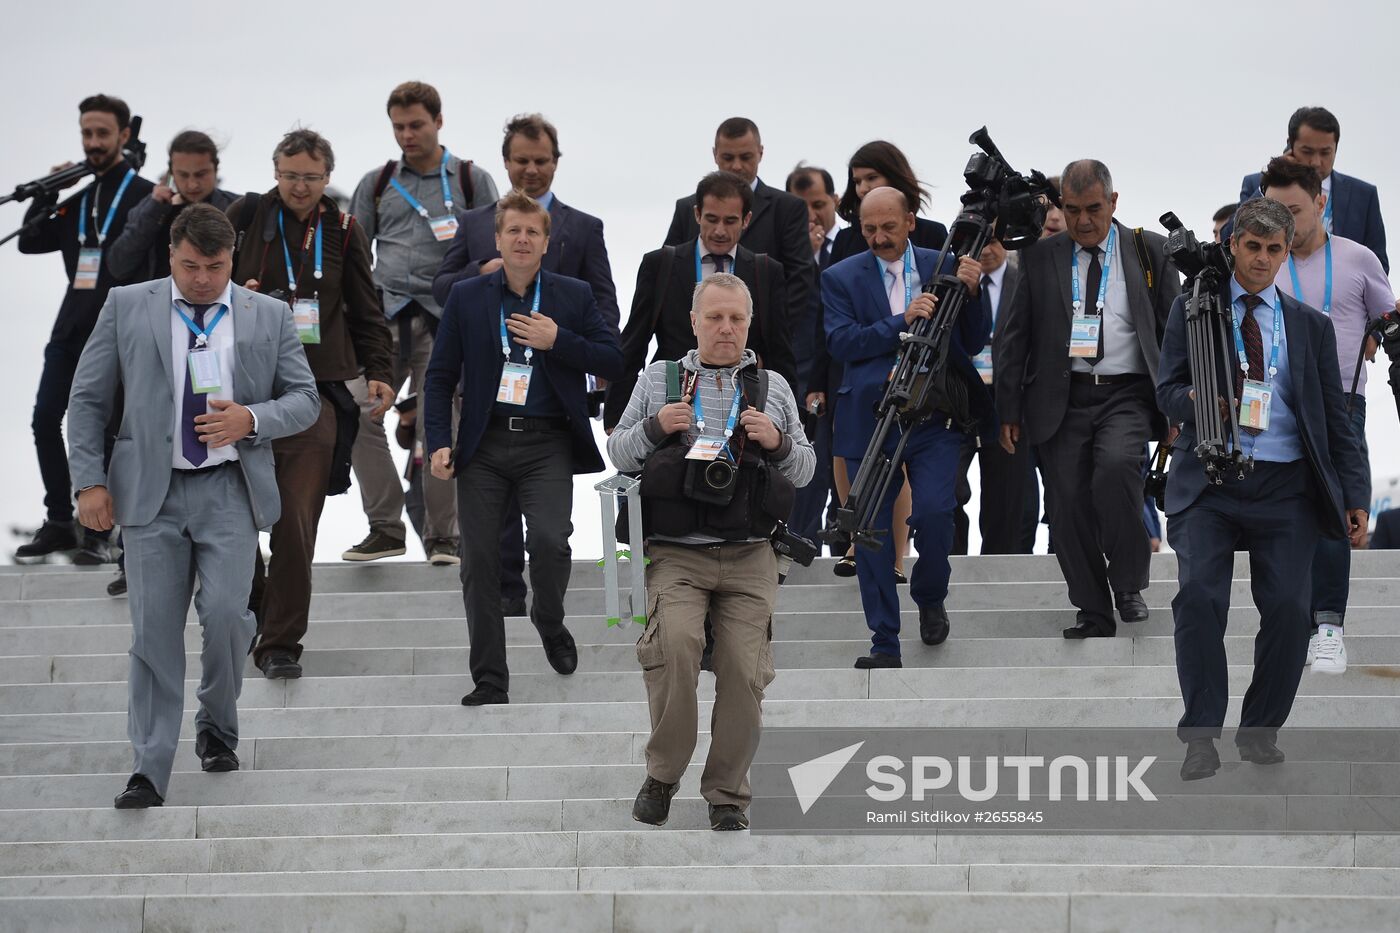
[18,95,155,564]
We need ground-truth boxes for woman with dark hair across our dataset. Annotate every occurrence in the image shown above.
[829,140,948,264]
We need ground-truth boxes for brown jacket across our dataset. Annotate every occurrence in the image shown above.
[227,189,393,385]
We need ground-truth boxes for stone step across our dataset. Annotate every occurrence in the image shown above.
[3,662,1398,718]
[5,694,1396,746]
[6,549,1399,600]
[8,578,1400,627]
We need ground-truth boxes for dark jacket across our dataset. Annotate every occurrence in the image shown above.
[1156,284,1370,539]
[19,159,155,343]
[431,195,620,330]
[603,239,795,429]
[106,188,239,282]
[1240,169,1387,272]
[425,268,623,474]
[227,189,393,385]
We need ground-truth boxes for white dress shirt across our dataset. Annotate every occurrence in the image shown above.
[170,279,238,469]
[698,239,740,278]
[1070,231,1147,375]
[881,251,923,317]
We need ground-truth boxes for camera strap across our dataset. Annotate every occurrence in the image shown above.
[1131,227,1155,296]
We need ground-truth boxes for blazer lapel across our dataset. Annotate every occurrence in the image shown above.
[147,281,174,398]
[1328,172,1351,233]
[1053,235,1074,320]
[1283,294,1309,395]
[231,286,258,404]
[544,199,569,272]
[865,252,889,320]
[748,180,775,232]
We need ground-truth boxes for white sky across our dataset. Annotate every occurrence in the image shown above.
[1,0,1397,562]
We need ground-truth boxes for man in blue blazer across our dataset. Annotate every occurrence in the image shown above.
[425,191,622,706]
[431,115,619,616]
[1157,197,1369,779]
[1239,107,1388,272]
[823,187,991,668]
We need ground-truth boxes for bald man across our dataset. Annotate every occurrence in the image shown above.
[821,187,992,668]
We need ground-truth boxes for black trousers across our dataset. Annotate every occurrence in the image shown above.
[1035,376,1154,629]
[458,426,574,691]
[1169,460,1318,740]
[953,435,1038,555]
[33,334,87,523]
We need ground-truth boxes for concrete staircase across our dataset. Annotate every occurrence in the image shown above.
[1,553,1398,932]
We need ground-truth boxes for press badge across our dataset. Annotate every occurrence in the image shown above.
[188,348,222,394]
[686,436,729,462]
[429,215,459,242]
[1069,315,1101,358]
[293,298,321,345]
[74,248,102,290]
[497,361,532,405]
[973,349,994,384]
[1239,379,1272,431]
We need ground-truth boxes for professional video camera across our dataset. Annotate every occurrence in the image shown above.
[1349,309,1400,424]
[825,128,1059,550]
[1159,211,1250,485]
[1,116,149,247]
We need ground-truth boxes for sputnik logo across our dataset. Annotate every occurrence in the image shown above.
[787,741,865,814]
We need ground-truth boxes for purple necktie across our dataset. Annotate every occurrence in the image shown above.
[180,302,212,466]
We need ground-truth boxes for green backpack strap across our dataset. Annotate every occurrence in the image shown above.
[664,360,682,404]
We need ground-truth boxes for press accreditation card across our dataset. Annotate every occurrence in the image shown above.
[1239,379,1272,431]
[972,349,993,384]
[188,348,222,394]
[497,361,532,405]
[429,215,459,242]
[685,436,729,462]
[293,298,321,345]
[74,247,101,290]
[1069,315,1101,358]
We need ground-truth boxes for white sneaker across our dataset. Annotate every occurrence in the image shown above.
[1311,628,1347,674]
[1305,631,1319,666]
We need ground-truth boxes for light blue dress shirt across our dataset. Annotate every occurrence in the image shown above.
[1228,278,1304,463]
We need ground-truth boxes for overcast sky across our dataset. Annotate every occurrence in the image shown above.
[2,0,1396,563]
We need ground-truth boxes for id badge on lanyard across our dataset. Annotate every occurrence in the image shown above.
[75,248,102,290]
[73,168,136,291]
[390,151,458,242]
[430,214,459,242]
[1239,380,1272,431]
[1068,316,1102,357]
[498,361,532,405]
[294,298,321,345]
[188,348,222,394]
[1069,228,1115,358]
[972,348,994,384]
[279,208,324,344]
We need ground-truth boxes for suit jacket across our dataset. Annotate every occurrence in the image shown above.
[431,196,620,330]
[66,280,321,530]
[664,177,813,333]
[1157,285,1369,539]
[1240,169,1388,272]
[822,246,993,459]
[425,269,623,474]
[993,221,1182,445]
[811,217,950,395]
[1370,508,1400,548]
[602,240,795,429]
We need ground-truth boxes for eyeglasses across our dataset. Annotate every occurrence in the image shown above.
[277,171,328,185]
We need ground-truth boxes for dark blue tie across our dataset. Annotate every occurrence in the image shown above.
[180,302,212,466]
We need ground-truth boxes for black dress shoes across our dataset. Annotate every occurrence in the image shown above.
[542,627,578,675]
[1063,614,1116,639]
[1114,591,1149,623]
[1238,735,1286,765]
[114,773,164,809]
[709,804,749,831]
[461,683,509,706]
[196,731,239,772]
[258,653,302,680]
[1179,738,1221,781]
[632,776,680,825]
[833,556,857,578]
[919,604,950,646]
[854,653,902,669]
[106,571,128,597]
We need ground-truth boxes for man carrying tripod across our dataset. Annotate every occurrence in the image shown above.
[1157,197,1369,780]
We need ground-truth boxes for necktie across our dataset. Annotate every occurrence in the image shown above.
[1083,245,1104,364]
[819,239,832,270]
[181,302,213,466]
[707,253,729,275]
[887,265,904,317]
[1237,294,1266,436]
[981,273,994,325]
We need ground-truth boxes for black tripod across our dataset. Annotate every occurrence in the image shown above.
[826,128,1056,550]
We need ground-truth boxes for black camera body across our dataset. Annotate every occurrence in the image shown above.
[1161,212,1232,286]
[959,128,1056,251]
[683,457,738,507]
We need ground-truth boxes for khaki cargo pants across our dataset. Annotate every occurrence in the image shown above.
[636,540,778,807]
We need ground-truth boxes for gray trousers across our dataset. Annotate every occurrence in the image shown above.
[349,312,458,543]
[121,464,259,797]
[456,425,574,692]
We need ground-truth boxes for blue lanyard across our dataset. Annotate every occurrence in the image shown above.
[1323,189,1334,230]
[1070,225,1116,314]
[1232,293,1283,381]
[278,208,322,294]
[692,372,744,438]
[387,149,454,219]
[876,241,915,312]
[499,272,543,365]
[77,168,136,246]
[173,301,228,348]
[1287,237,1332,315]
[694,243,734,283]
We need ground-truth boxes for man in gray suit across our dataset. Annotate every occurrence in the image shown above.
[68,203,320,808]
[993,161,1181,637]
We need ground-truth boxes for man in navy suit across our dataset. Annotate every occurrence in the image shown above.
[1239,107,1388,272]
[432,114,620,617]
[425,191,622,706]
[1157,197,1369,779]
[823,187,990,668]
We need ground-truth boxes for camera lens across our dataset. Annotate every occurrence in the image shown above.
[704,460,736,492]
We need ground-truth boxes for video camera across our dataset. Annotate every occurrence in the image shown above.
[1160,212,1232,287]
[963,128,1055,250]
[770,521,818,584]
